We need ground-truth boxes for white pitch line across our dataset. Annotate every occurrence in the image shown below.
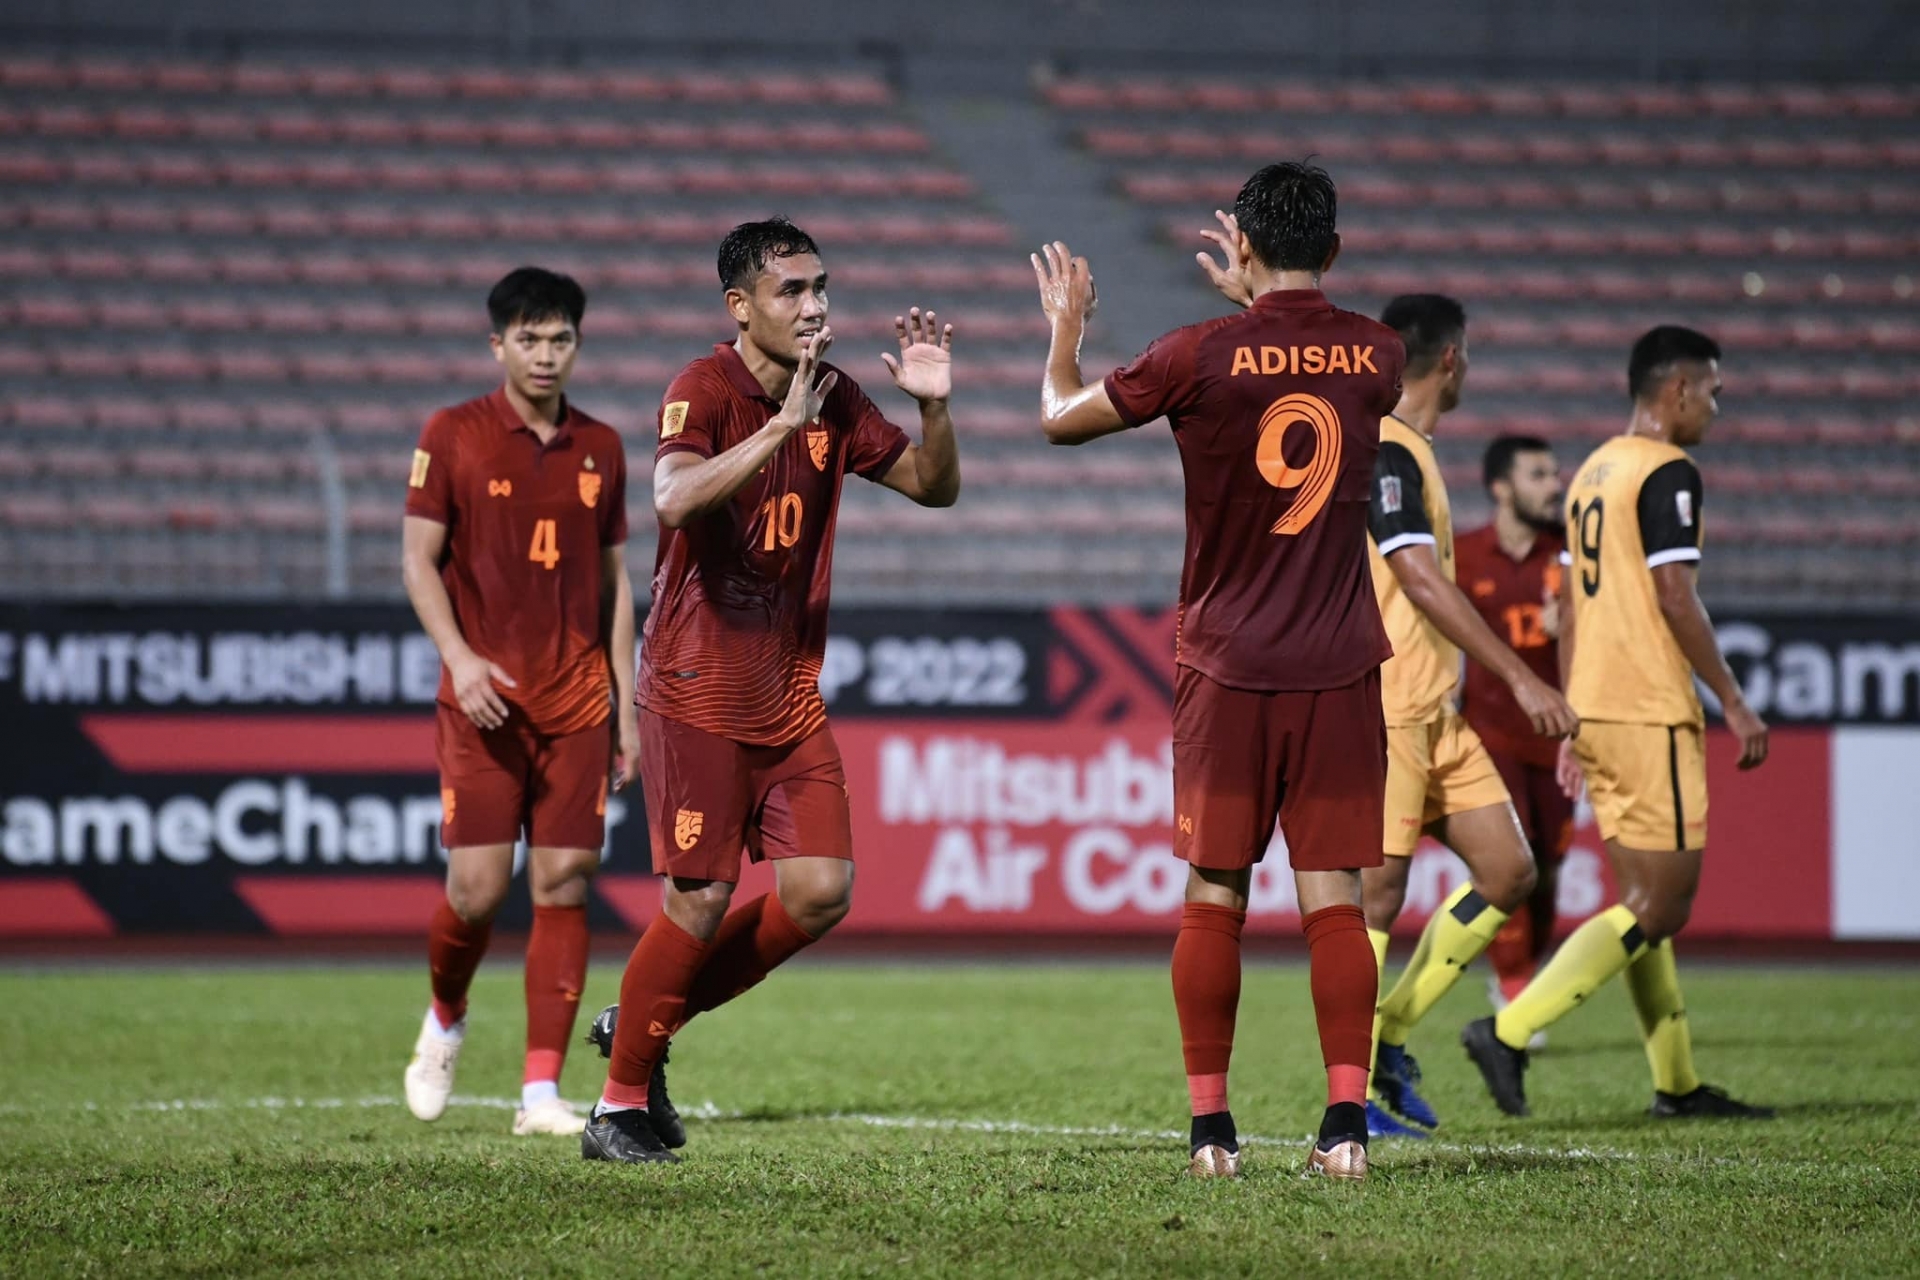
[2,1094,1629,1161]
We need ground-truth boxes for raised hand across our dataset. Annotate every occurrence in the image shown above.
[1031,241,1097,328]
[775,327,838,432]
[1195,208,1255,308]
[880,306,953,405]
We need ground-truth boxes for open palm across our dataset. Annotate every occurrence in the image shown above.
[881,307,953,404]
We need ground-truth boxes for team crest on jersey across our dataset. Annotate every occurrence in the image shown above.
[674,809,704,850]
[1472,578,1496,597]
[662,400,690,439]
[1378,475,1403,514]
[578,470,602,508]
[1675,490,1694,527]
[806,427,830,471]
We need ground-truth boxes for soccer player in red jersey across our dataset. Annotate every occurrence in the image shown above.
[583,218,962,1164]
[400,267,636,1137]
[1032,162,1405,1181]
[1454,436,1575,1036]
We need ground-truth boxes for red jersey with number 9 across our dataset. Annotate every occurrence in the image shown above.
[1104,289,1404,691]
[405,388,628,736]
[639,343,910,746]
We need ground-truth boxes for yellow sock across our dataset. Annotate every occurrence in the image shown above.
[1624,940,1701,1095]
[1495,904,1650,1050]
[1365,928,1390,1099]
[1378,883,1509,1046]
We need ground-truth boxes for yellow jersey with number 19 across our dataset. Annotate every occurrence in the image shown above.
[1367,416,1458,725]
[1563,434,1706,727]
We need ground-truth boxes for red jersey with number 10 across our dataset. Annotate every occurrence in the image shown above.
[639,343,910,746]
[1454,523,1565,768]
[1104,289,1404,691]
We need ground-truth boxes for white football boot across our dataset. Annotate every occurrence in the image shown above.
[513,1097,589,1136]
[403,1010,464,1121]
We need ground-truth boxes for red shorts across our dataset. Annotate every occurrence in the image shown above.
[639,708,852,883]
[1487,749,1576,861]
[435,703,610,851]
[1172,665,1387,873]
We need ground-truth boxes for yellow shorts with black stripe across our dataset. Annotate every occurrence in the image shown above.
[1573,721,1708,852]
[1383,714,1512,856]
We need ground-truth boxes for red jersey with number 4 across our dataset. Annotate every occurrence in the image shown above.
[1104,289,1403,691]
[1455,523,1565,768]
[405,388,629,736]
[640,343,910,745]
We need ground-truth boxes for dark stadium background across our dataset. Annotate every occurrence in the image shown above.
[1,0,1915,952]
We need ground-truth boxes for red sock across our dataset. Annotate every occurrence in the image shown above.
[523,904,589,1086]
[427,897,492,1030]
[602,913,710,1109]
[1303,904,1376,1108]
[1489,911,1537,1004]
[684,894,817,1021]
[1172,902,1245,1116]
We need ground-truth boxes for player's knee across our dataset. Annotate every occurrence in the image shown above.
[1620,888,1691,944]
[528,849,599,906]
[780,865,854,936]
[446,872,508,924]
[665,878,734,939]
[1487,857,1538,913]
[1361,872,1407,930]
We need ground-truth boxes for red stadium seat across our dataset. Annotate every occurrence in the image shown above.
[97,297,168,330]
[1,494,75,528]
[262,110,337,144]
[231,64,303,96]
[300,65,376,97]
[212,350,293,382]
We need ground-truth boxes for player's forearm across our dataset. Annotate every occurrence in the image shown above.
[605,566,637,708]
[401,555,475,665]
[1405,572,1536,690]
[654,423,796,528]
[1556,570,1577,689]
[911,400,961,506]
[1659,577,1746,710]
[1040,319,1089,439]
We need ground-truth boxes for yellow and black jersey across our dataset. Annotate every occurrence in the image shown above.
[1562,435,1706,727]
[1368,416,1458,725]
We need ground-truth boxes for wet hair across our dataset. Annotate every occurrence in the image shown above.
[1231,161,1338,272]
[486,266,586,334]
[718,217,821,292]
[1380,293,1467,378]
[1483,434,1554,491]
[1629,325,1721,402]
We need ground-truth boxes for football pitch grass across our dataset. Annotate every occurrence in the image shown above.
[2,959,1916,1278]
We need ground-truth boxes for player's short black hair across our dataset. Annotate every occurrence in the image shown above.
[486,266,586,334]
[1232,161,1338,273]
[1380,294,1468,378]
[718,217,821,292]
[1628,325,1721,402]
[1483,434,1554,491]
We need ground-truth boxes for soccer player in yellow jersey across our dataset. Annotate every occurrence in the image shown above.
[1360,295,1578,1139]
[1462,325,1773,1120]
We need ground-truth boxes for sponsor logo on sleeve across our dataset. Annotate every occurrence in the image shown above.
[409,449,431,488]
[1676,490,1695,527]
[661,401,690,439]
[1379,475,1403,514]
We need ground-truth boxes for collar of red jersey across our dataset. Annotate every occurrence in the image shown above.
[1249,288,1329,311]
[714,342,781,404]
[488,386,574,436]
